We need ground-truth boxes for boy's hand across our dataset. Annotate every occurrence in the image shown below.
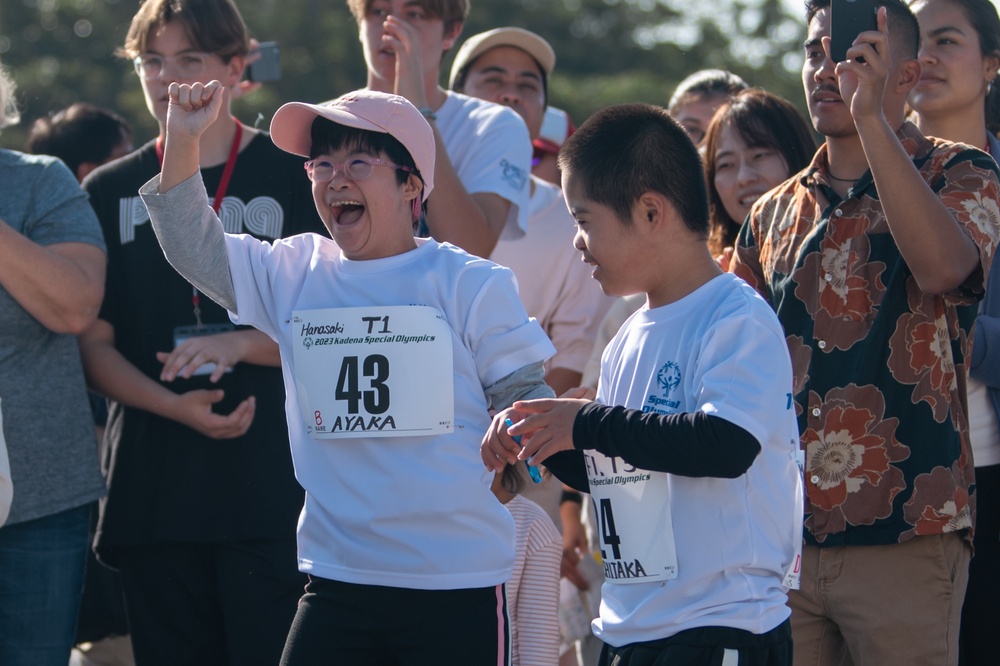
[481,406,526,472]
[156,330,247,383]
[507,397,590,465]
[166,80,226,141]
[167,388,255,439]
[381,15,429,108]
[232,38,264,101]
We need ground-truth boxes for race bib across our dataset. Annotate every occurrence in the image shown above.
[586,451,679,585]
[290,306,454,439]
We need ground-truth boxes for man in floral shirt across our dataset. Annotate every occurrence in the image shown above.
[731,0,1000,664]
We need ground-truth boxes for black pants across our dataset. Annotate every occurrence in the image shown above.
[599,619,792,666]
[280,576,511,666]
[960,463,1000,666]
[116,539,305,666]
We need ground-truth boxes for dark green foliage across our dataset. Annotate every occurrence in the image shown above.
[0,0,806,149]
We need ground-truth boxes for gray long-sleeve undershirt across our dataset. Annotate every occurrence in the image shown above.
[139,173,239,313]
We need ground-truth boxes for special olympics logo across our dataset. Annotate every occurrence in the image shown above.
[656,361,681,396]
[303,338,313,350]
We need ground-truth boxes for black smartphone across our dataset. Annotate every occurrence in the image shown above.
[830,0,878,62]
[248,41,281,82]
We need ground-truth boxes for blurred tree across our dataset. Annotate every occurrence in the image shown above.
[0,0,808,150]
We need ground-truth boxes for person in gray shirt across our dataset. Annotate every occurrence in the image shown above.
[0,65,108,666]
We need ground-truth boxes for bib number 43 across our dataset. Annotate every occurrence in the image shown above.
[335,354,390,414]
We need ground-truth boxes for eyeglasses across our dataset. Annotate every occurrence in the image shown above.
[304,157,414,183]
[133,52,211,79]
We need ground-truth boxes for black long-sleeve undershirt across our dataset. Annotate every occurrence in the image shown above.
[542,402,761,492]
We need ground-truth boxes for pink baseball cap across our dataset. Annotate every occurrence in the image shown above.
[270,89,435,200]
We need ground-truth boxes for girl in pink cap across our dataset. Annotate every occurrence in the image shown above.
[141,81,559,665]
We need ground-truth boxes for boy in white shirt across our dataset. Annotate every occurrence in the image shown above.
[141,83,556,664]
[345,0,531,258]
[482,103,803,666]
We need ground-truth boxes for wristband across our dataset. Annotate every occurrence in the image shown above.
[561,490,583,505]
[417,107,437,121]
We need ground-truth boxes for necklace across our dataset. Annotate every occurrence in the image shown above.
[826,168,862,183]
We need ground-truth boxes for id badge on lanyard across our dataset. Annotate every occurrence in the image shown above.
[290,305,454,439]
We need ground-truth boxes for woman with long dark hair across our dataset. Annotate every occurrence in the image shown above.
[703,89,816,267]
[908,1,1000,663]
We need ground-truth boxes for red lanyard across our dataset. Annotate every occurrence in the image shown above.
[156,121,243,327]
[155,121,243,214]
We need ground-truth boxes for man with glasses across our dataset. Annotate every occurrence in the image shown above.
[78,1,321,664]
[345,0,532,259]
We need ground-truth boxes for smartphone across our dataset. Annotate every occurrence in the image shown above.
[830,0,878,62]
[248,41,281,82]
[538,105,571,148]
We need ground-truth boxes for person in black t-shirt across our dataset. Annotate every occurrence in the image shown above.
[78,1,321,664]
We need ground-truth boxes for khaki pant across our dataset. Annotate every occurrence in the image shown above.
[789,534,970,666]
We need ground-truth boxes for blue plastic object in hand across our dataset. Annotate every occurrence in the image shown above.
[505,417,543,484]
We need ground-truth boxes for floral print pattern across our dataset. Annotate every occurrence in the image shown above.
[888,278,958,424]
[794,213,886,351]
[802,385,909,540]
[903,464,973,538]
[731,122,996,546]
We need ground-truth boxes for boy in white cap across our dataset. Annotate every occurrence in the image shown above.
[344,0,531,259]
[140,81,556,664]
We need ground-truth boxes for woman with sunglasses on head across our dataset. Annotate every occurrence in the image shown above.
[78,1,324,664]
[703,88,816,271]
[907,1,1000,663]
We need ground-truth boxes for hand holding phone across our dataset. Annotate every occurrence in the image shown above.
[830,0,878,62]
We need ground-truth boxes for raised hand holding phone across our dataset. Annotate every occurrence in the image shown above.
[828,6,891,126]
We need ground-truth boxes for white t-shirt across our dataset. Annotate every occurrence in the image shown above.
[505,495,562,666]
[581,294,645,391]
[436,91,531,240]
[592,273,803,646]
[967,374,1000,467]
[491,177,612,376]
[224,233,555,590]
[0,399,11,527]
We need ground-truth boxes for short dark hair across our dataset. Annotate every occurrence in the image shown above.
[703,89,816,254]
[667,69,748,115]
[559,103,709,237]
[910,0,1000,134]
[119,0,250,62]
[309,118,420,190]
[499,463,525,497]
[26,103,132,175]
[806,0,919,59]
